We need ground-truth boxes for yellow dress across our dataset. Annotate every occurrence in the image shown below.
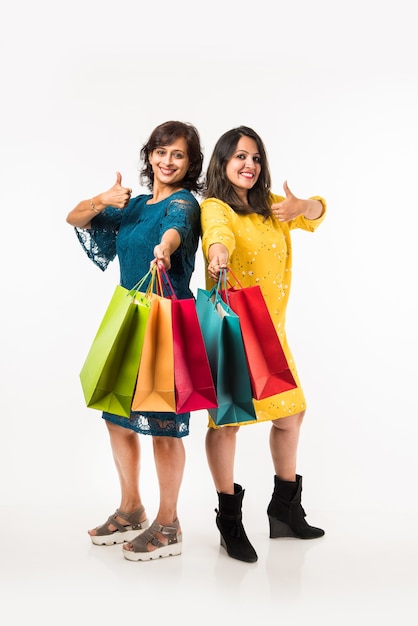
[200,193,326,427]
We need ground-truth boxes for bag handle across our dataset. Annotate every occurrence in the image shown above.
[155,263,178,300]
[224,267,243,290]
[127,269,153,298]
[126,264,162,300]
[208,268,230,309]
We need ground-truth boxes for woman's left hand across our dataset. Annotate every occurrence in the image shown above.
[152,243,171,270]
[271,181,306,222]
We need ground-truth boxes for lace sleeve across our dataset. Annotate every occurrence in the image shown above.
[74,206,123,271]
[163,194,200,244]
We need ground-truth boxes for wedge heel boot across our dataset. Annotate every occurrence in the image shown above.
[267,474,325,540]
[216,483,258,563]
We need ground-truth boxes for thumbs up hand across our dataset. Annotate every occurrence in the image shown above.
[271,181,304,222]
[100,171,132,209]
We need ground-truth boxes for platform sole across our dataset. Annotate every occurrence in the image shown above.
[123,542,182,561]
[90,520,149,546]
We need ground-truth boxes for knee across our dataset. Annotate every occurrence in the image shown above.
[272,410,305,431]
[106,420,134,438]
[152,435,181,452]
[208,425,240,439]
[294,410,306,426]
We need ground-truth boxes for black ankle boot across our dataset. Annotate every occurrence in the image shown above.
[267,474,325,540]
[215,483,258,563]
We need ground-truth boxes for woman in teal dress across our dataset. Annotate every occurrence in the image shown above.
[67,121,203,561]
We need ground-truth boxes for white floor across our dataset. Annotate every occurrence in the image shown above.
[2,506,417,625]
[2,429,417,626]
[2,378,417,626]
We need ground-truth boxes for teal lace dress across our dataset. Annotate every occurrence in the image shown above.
[75,189,201,438]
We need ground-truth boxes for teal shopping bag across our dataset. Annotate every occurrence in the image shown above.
[196,273,256,425]
[79,271,153,417]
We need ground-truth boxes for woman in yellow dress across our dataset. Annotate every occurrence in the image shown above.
[200,126,326,563]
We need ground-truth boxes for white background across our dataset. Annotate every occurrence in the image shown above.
[1,1,417,624]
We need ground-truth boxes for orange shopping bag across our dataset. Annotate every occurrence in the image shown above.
[131,291,176,413]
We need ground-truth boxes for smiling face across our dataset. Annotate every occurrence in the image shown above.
[225,136,262,201]
[149,136,190,189]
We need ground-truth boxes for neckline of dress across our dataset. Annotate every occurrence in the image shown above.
[146,188,185,205]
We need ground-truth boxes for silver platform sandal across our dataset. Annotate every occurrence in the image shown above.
[123,518,182,561]
[89,506,149,546]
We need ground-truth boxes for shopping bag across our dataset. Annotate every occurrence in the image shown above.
[131,292,176,413]
[196,272,256,425]
[144,265,217,414]
[221,270,297,400]
[79,271,153,417]
[171,297,218,413]
[150,266,218,414]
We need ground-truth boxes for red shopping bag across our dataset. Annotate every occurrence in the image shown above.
[171,297,217,413]
[159,266,218,414]
[221,270,297,400]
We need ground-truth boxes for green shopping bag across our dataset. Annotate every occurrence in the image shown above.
[79,271,153,417]
[196,271,257,425]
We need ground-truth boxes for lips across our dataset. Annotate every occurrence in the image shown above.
[160,167,175,175]
[240,171,254,180]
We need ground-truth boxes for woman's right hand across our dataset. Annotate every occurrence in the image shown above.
[207,243,229,280]
[100,171,132,209]
[66,171,133,227]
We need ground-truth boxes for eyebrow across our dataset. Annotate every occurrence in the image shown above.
[156,146,185,153]
[235,149,261,156]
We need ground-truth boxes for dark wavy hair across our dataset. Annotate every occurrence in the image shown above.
[203,126,272,218]
[140,121,204,193]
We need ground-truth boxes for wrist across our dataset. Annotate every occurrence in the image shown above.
[89,197,102,214]
[303,198,323,220]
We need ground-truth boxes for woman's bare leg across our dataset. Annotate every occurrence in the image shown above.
[88,420,146,535]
